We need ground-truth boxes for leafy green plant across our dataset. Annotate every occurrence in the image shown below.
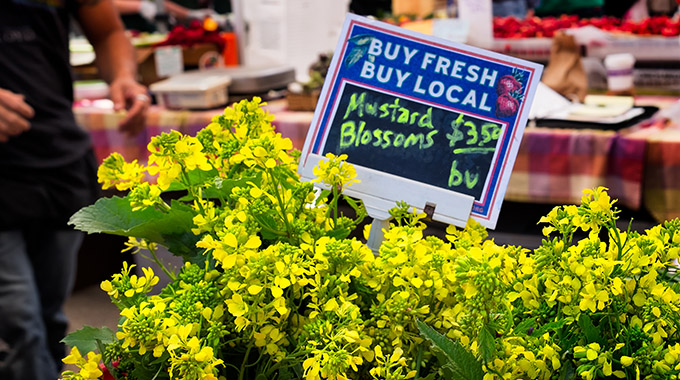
[416,319,483,380]
[60,98,680,380]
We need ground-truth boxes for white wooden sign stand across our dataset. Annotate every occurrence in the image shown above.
[300,153,475,253]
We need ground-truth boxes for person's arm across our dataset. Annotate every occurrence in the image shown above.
[76,0,149,136]
[113,0,191,21]
[163,0,191,20]
[112,0,143,14]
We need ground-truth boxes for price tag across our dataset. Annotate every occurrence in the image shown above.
[154,46,183,78]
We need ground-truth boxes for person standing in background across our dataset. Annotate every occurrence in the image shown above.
[0,0,149,379]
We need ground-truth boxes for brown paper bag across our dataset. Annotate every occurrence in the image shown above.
[541,31,588,103]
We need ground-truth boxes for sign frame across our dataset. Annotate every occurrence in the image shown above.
[299,14,543,229]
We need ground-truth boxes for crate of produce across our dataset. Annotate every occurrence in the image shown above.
[491,37,553,61]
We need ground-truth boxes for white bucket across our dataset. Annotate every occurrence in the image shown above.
[604,53,635,93]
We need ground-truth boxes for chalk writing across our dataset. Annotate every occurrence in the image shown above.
[323,84,504,199]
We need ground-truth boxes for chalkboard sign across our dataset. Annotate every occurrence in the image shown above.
[299,14,543,229]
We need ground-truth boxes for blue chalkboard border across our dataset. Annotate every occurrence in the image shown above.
[299,14,543,228]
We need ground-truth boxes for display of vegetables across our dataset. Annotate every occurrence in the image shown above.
[494,14,680,39]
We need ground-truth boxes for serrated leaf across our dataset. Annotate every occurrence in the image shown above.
[535,318,568,336]
[72,197,193,238]
[62,326,115,353]
[578,314,605,345]
[69,196,165,234]
[514,317,537,335]
[478,325,496,363]
[416,319,484,380]
[69,196,200,259]
[162,230,202,261]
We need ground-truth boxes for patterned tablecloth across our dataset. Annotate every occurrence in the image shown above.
[505,127,646,211]
[74,98,311,165]
[73,96,680,223]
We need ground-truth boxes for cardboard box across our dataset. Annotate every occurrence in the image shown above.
[135,43,221,87]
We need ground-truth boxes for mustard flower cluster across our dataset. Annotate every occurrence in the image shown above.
[64,98,680,380]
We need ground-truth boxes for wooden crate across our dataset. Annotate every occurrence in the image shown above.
[286,90,320,111]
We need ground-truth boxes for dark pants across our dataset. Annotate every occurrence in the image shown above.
[0,151,99,380]
[0,228,83,380]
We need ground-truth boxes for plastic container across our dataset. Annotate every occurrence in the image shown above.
[604,53,635,95]
[149,70,232,109]
[206,64,295,94]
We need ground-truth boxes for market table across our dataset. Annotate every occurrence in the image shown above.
[74,98,311,165]
[73,96,680,223]
[616,96,680,223]
[505,126,646,211]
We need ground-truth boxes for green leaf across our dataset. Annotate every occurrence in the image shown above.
[416,319,484,380]
[514,317,537,335]
[69,196,193,240]
[315,189,332,205]
[61,326,115,353]
[559,358,578,380]
[477,325,496,363]
[162,229,203,261]
[69,196,200,259]
[252,212,284,238]
[326,226,352,240]
[535,318,568,336]
[418,372,439,380]
[202,175,261,201]
[578,314,605,345]
[165,167,219,192]
[70,196,164,234]
[130,361,167,380]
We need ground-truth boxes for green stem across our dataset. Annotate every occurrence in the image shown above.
[263,349,307,378]
[148,244,176,281]
[332,187,339,228]
[415,344,423,378]
[266,169,293,237]
[156,200,172,213]
[238,344,254,380]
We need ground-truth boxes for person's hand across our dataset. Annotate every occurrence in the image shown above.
[138,1,158,22]
[108,77,150,137]
[0,88,34,143]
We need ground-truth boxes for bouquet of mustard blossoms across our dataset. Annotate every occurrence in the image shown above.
[61,97,680,380]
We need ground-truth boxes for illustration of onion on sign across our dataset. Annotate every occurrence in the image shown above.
[299,14,543,230]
